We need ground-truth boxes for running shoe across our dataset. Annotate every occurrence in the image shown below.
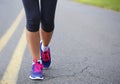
[29,59,43,79]
[40,41,51,68]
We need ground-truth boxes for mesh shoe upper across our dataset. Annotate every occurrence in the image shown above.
[40,41,51,68]
[30,59,43,79]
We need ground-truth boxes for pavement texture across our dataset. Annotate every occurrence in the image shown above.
[0,0,120,84]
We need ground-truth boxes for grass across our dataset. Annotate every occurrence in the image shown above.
[74,0,120,12]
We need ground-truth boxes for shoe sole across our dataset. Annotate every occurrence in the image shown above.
[29,75,44,80]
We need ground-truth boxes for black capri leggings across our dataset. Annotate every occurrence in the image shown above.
[22,0,57,32]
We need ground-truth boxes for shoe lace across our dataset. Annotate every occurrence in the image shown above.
[42,51,50,62]
[33,59,43,72]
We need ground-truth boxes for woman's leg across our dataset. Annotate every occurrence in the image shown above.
[39,0,57,68]
[22,0,43,79]
[40,0,57,46]
[40,28,53,47]
[22,0,41,60]
[26,31,40,60]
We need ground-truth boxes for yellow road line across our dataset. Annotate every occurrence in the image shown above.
[0,29,27,84]
[0,8,24,52]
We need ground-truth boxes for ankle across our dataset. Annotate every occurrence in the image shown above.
[41,43,49,52]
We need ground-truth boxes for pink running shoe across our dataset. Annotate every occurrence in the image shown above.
[40,41,51,68]
[29,59,43,79]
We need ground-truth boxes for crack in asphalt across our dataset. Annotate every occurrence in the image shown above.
[43,65,112,84]
[43,66,90,81]
[80,66,89,73]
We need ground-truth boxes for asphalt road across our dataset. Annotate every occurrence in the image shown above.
[0,0,120,84]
